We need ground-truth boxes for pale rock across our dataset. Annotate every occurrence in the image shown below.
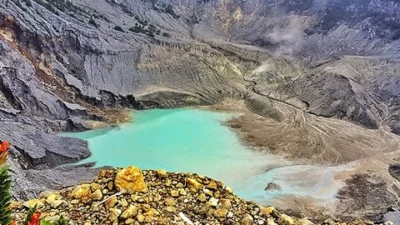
[171,190,179,197]
[137,214,145,222]
[125,218,134,224]
[241,214,254,225]
[197,193,207,202]
[23,199,45,209]
[186,178,203,189]
[209,197,219,207]
[165,206,177,213]
[280,214,294,225]
[51,200,64,209]
[121,205,138,219]
[91,189,103,201]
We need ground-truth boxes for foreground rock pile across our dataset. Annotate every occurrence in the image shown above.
[10,166,373,225]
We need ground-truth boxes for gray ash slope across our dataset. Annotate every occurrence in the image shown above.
[1,0,400,220]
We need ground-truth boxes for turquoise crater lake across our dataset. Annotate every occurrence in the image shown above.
[62,108,346,205]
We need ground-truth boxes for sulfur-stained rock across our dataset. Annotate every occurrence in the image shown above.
[136,214,145,222]
[125,218,134,224]
[69,184,91,200]
[23,199,45,209]
[51,200,64,209]
[46,193,60,205]
[241,214,254,225]
[267,218,278,225]
[106,196,118,209]
[171,190,179,197]
[214,208,229,218]
[156,170,168,177]
[197,193,207,202]
[115,166,148,193]
[91,189,103,201]
[279,214,294,225]
[220,199,232,209]
[261,206,275,216]
[109,208,122,221]
[121,205,138,219]
[186,178,203,189]
[207,180,218,190]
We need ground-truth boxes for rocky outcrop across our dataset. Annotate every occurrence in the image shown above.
[10,166,375,224]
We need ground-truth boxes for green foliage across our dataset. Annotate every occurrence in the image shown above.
[24,205,37,225]
[39,216,68,225]
[0,166,12,225]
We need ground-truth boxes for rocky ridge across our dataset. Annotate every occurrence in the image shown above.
[10,166,374,225]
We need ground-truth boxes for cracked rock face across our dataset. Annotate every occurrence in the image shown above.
[0,0,400,219]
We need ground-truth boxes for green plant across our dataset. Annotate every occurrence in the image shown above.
[0,166,12,225]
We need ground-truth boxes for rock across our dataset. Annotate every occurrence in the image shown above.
[121,199,128,207]
[107,182,114,191]
[214,208,229,218]
[165,206,177,213]
[220,199,232,209]
[91,189,103,201]
[265,183,281,192]
[125,218,134,224]
[106,196,118,209]
[114,166,148,194]
[45,215,60,222]
[261,206,275,216]
[121,205,138,219]
[206,181,218,190]
[241,214,254,225]
[109,208,122,221]
[298,218,313,225]
[197,193,207,202]
[136,214,145,222]
[224,186,233,194]
[51,200,64,209]
[179,189,187,195]
[156,170,168,177]
[279,214,294,225]
[165,198,176,206]
[171,190,179,197]
[384,211,400,225]
[46,193,60,205]
[267,218,278,225]
[69,184,91,200]
[186,178,203,189]
[23,199,44,209]
[209,197,219,207]
[203,188,213,196]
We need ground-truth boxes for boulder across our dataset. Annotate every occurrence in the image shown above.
[114,166,148,194]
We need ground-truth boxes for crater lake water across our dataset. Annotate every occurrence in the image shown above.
[62,108,348,206]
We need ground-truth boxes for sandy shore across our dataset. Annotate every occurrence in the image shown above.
[201,99,400,220]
